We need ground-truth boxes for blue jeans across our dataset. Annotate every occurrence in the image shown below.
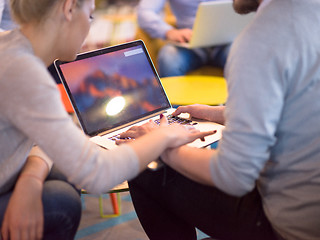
[129,166,278,240]
[157,44,231,77]
[0,166,81,240]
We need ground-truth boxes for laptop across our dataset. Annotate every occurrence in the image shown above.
[176,0,255,48]
[54,40,224,153]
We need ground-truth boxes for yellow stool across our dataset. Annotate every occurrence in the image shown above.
[161,75,227,106]
[99,181,129,218]
[82,181,129,218]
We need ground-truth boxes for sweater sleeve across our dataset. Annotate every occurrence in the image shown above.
[137,0,173,39]
[28,145,53,171]
[209,8,289,196]
[0,54,140,194]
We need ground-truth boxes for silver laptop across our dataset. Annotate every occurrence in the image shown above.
[54,40,224,152]
[176,0,255,48]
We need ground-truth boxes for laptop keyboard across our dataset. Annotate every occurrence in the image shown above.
[109,114,197,141]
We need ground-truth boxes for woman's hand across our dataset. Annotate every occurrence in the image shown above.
[1,175,44,240]
[118,119,158,141]
[116,114,215,146]
[124,114,216,171]
[1,155,48,240]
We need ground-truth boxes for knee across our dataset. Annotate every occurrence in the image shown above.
[210,44,231,68]
[44,180,81,210]
[42,181,82,239]
[157,45,188,77]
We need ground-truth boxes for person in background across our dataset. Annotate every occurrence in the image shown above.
[126,0,320,239]
[0,0,16,31]
[0,0,214,239]
[137,0,231,77]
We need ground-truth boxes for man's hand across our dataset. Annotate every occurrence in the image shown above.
[166,28,192,43]
[172,104,225,125]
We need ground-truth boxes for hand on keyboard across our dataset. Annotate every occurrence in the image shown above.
[119,119,158,140]
[114,114,196,145]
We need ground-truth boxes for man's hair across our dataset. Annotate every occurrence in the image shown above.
[233,0,259,14]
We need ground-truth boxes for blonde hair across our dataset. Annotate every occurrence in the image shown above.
[10,0,85,25]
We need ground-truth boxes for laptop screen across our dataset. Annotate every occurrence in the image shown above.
[54,40,171,136]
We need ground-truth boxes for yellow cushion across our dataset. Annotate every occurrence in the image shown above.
[161,75,227,106]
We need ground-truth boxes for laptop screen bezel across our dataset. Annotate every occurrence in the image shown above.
[54,40,171,137]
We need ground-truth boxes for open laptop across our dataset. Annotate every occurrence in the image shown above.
[176,1,255,48]
[54,40,224,153]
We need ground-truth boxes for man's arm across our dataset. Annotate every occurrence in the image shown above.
[137,0,174,39]
[162,146,216,186]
